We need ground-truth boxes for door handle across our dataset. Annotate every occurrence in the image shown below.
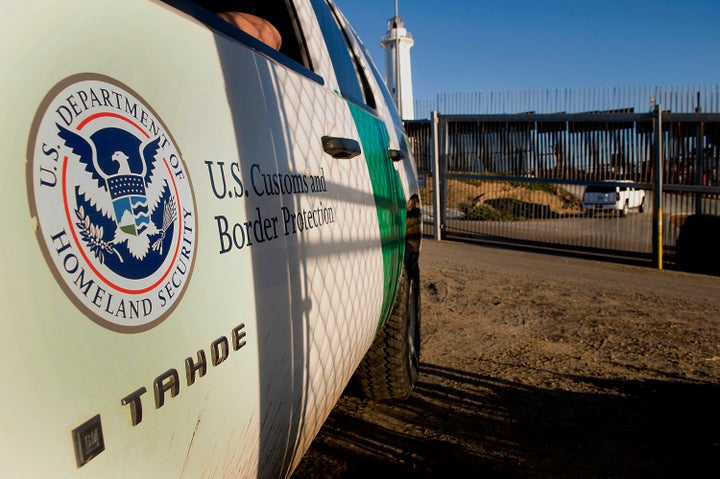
[322,136,361,159]
[388,149,407,162]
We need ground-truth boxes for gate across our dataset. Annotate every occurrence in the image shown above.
[407,85,720,271]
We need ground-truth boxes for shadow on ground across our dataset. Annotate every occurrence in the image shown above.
[292,362,720,478]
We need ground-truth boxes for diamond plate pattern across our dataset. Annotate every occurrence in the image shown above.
[268,59,386,458]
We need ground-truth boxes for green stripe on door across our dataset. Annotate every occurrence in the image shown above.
[348,103,406,328]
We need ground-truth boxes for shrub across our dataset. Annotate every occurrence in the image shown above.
[463,204,519,221]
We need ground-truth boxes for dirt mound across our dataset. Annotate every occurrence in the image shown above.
[421,179,583,219]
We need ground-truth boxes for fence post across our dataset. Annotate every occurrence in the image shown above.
[440,115,448,238]
[695,121,705,214]
[431,111,442,240]
[695,92,704,214]
[652,103,664,269]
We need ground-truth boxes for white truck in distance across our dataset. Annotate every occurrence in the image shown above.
[582,181,646,217]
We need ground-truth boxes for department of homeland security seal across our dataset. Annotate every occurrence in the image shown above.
[28,74,197,333]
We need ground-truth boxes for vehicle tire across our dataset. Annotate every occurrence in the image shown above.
[638,197,645,214]
[353,245,420,401]
[620,201,629,217]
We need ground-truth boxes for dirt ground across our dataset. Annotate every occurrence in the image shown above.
[292,239,720,478]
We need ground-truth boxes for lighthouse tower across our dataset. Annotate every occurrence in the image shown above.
[380,0,415,120]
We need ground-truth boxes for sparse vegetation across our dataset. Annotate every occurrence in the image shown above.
[463,204,520,221]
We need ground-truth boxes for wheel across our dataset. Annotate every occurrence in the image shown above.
[353,245,421,400]
[620,201,629,217]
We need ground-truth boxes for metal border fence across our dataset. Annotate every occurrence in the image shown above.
[414,84,720,118]
[406,85,720,273]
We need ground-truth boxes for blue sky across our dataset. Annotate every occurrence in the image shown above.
[334,0,720,101]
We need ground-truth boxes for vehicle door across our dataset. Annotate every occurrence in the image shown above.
[240,0,409,474]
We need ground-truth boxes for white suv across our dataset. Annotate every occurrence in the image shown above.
[1,1,421,477]
[582,181,646,217]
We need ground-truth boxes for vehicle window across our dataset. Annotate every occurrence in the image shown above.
[163,0,315,77]
[309,0,376,109]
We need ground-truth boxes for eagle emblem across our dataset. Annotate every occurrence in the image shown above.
[57,124,176,269]
[29,75,196,332]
